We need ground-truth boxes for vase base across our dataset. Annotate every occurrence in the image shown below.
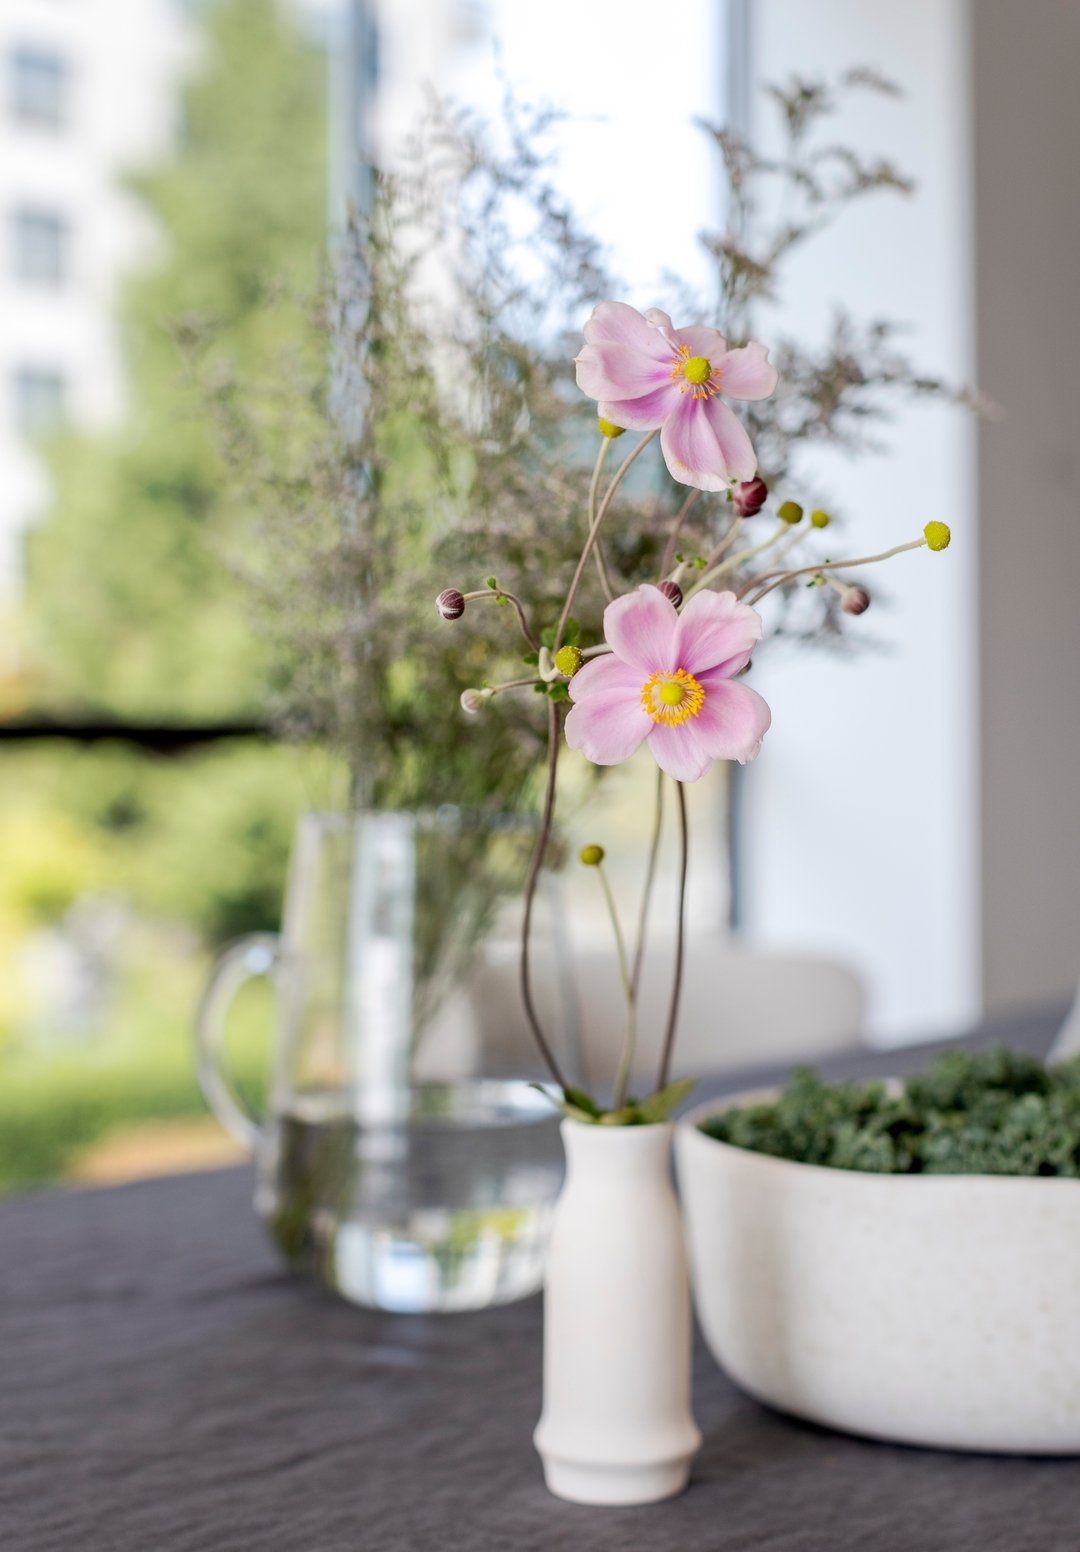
[540,1454,692,1506]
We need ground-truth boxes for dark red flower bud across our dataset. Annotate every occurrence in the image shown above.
[436,588,466,621]
[842,585,871,616]
[657,579,683,609]
[733,476,768,517]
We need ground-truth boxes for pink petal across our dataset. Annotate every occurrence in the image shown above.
[576,343,671,404]
[716,341,778,401]
[673,324,727,362]
[672,590,763,676]
[564,688,651,767]
[647,721,715,782]
[603,585,678,676]
[646,678,771,781]
[568,652,645,702]
[692,679,771,764]
[597,381,680,431]
[584,301,673,363]
[660,393,758,490]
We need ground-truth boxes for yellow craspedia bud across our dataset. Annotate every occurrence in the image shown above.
[579,844,605,867]
[777,500,804,525]
[924,521,952,552]
[554,644,584,677]
[810,509,831,529]
[598,418,626,439]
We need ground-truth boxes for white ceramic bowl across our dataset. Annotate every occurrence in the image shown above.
[676,1089,1080,1453]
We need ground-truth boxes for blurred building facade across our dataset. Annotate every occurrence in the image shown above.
[0,0,193,606]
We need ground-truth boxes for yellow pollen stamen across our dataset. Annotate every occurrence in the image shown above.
[641,668,706,726]
[670,344,720,400]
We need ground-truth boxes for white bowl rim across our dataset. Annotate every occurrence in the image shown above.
[678,1084,1080,1190]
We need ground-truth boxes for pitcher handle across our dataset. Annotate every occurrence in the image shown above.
[194,932,281,1150]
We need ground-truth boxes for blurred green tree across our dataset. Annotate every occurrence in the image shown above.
[22,0,328,720]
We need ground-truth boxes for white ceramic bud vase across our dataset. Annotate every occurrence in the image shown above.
[533,1119,701,1505]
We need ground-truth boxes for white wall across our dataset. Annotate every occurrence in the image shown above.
[0,0,191,604]
[740,0,980,1044]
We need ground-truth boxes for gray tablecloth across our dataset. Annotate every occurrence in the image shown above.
[3,1002,1078,1552]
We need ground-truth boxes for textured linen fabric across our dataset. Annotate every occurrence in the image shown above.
[2,1003,1078,1552]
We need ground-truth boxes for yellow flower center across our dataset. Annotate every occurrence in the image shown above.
[641,668,705,725]
[670,343,720,400]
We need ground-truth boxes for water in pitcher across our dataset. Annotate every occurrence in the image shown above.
[257,1080,565,1312]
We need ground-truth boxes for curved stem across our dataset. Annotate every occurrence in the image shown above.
[555,430,658,650]
[630,766,664,998]
[519,699,569,1092]
[598,864,636,1110]
[659,489,702,579]
[684,520,792,602]
[593,541,616,603]
[656,779,689,1092]
[746,537,928,606]
[462,587,540,652]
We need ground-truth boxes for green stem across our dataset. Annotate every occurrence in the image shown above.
[519,699,569,1093]
[555,430,658,651]
[683,520,790,601]
[745,537,928,605]
[598,862,637,1110]
[659,488,702,579]
[656,779,689,1092]
[630,766,664,998]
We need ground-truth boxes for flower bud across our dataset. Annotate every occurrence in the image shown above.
[436,588,466,621]
[598,418,626,439]
[554,644,584,677]
[579,844,605,867]
[777,500,803,525]
[460,688,489,714]
[657,579,683,608]
[842,585,871,616]
[733,476,768,517]
[924,521,951,552]
[810,509,831,529]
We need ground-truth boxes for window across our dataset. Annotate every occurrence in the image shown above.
[9,46,68,130]
[10,206,69,286]
[13,366,66,434]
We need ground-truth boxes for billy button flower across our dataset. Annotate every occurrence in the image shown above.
[579,844,605,866]
[554,645,585,678]
[924,521,951,551]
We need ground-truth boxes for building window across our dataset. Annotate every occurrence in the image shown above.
[9,46,68,130]
[10,206,69,286]
[13,366,66,435]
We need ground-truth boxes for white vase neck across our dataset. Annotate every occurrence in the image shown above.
[560,1119,674,1180]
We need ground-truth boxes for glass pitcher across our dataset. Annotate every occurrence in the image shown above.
[195,810,577,1313]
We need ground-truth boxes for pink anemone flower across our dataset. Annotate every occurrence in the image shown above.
[575,301,778,491]
[564,585,771,782]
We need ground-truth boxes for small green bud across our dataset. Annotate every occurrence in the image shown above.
[579,844,605,867]
[485,576,498,589]
[777,500,804,525]
[924,521,951,551]
[554,644,584,677]
[810,509,831,529]
[598,418,626,439]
